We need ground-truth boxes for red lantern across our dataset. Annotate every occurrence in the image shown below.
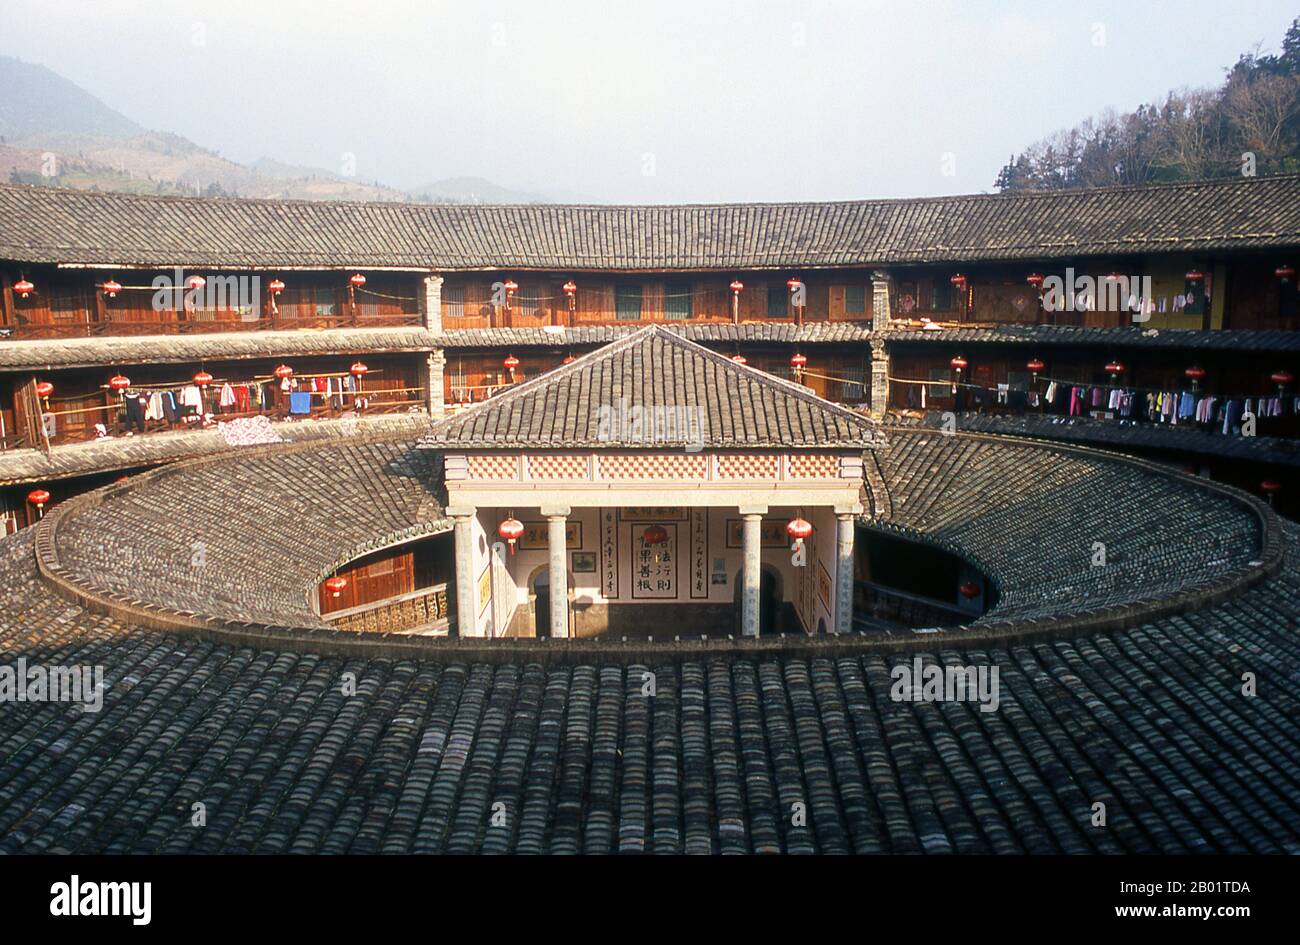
[950,356,968,373]
[35,381,54,401]
[786,276,803,292]
[498,517,524,554]
[1276,265,1295,282]
[503,355,520,375]
[729,279,744,294]
[1105,361,1124,376]
[1271,370,1294,388]
[1026,358,1045,375]
[13,278,34,298]
[101,279,122,298]
[1184,366,1206,390]
[732,354,748,365]
[108,374,131,392]
[1185,270,1204,282]
[268,278,286,295]
[949,273,967,289]
[642,525,669,546]
[790,352,807,377]
[186,275,206,291]
[1261,480,1281,493]
[350,361,369,378]
[562,280,576,298]
[349,273,366,288]
[324,576,348,598]
[27,489,50,509]
[562,355,576,365]
[1026,273,1045,288]
[274,364,294,380]
[958,581,980,599]
[192,370,213,387]
[786,517,812,549]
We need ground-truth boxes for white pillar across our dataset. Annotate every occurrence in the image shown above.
[740,509,765,637]
[427,350,446,416]
[544,505,571,638]
[449,507,478,637]
[835,512,857,634]
[420,275,444,331]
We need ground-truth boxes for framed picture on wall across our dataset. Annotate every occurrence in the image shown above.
[519,520,582,550]
[571,551,596,573]
[619,507,688,522]
[725,518,789,549]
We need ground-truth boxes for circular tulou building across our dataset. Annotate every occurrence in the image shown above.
[0,179,1299,854]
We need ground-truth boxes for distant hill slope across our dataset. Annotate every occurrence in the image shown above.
[0,55,555,203]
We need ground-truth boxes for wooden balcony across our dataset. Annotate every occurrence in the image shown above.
[326,585,451,635]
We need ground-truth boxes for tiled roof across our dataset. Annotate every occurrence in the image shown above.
[884,323,1300,352]
[3,520,1300,852]
[422,325,886,449]
[0,327,440,372]
[921,412,1300,469]
[441,322,876,349]
[0,412,428,486]
[2,174,1298,271]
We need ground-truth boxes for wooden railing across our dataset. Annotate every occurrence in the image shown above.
[854,580,973,631]
[327,585,451,635]
[1,309,422,340]
[440,307,872,331]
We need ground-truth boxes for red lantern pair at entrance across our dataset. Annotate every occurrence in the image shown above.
[496,516,815,554]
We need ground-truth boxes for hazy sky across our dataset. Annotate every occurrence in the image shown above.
[1,0,1296,202]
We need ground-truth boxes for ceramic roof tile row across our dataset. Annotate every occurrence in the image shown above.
[2,175,1298,270]
[2,523,1299,852]
[926,412,1300,469]
[884,323,1300,352]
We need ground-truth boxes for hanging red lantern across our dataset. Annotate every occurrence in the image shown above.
[1184,366,1206,389]
[1185,269,1204,282]
[192,370,213,387]
[108,374,131,392]
[349,273,366,288]
[562,280,576,298]
[643,525,669,546]
[186,275,206,291]
[1026,273,1045,288]
[1276,265,1295,282]
[350,361,369,378]
[790,352,807,377]
[324,576,348,598]
[274,364,294,380]
[1105,361,1124,376]
[27,489,50,509]
[268,278,286,295]
[13,278,34,298]
[731,354,748,365]
[950,356,968,373]
[35,381,54,401]
[729,279,744,294]
[503,355,520,376]
[949,273,967,289]
[958,580,980,599]
[562,355,576,365]
[1261,480,1281,493]
[786,276,803,292]
[1026,358,1045,375]
[786,517,812,549]
[498,517,524,554]
[101,279,122,298]
[1271,370,1294,388]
